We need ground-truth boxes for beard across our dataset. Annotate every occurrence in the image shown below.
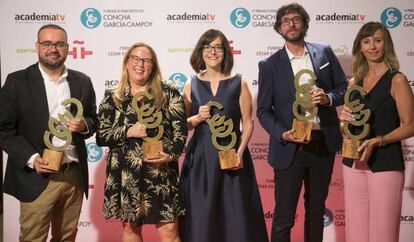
[38,52,67,70]
[281,28,307,42]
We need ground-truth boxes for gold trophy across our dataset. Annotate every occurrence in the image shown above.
[132,91,164,160]
[42,98,83,172]
[291,69,318,140]
[206,101,237,170]
[342,85,371,159]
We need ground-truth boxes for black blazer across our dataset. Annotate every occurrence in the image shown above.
[257,42,347,170]
[0,63,97,202]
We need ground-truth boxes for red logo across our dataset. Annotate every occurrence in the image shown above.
[68,40,93,59]
[229,40,241,55]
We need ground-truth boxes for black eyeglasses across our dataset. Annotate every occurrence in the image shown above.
[129,55,153,66]
[203,45,224,53]
[38,41,68,50]
[280,16,302,26]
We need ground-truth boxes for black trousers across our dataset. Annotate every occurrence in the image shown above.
[271,131,335,242]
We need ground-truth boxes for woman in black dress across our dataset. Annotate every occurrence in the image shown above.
[179,29,268,242]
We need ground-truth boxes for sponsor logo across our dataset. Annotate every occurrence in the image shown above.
[167,47,194,54]
[381,7,402,28]
[408,80,414,88]
[16,48,36,54]
[258,178,274,190]
[78,221,91,227]
[330,179,344,190]
[81,8,152,29]
[256,45,283,57]
[105,80,119,87]
[229,40,241,55]
[264,211,298,221]
[402,8,414,27]
[86,142,104,162]
[230,8,275,28]
[168,73,187,93]
[403,186,414,191]
[14,12,65,23]
[250,142,268,161]
[81,8,101,28]
[107,45,129,57]
[166,12,215,23]
[315,12,365,24]
[403,144,414,162]
[230,8,251,28]
[332,45,349,56]
[68,40,93,60]
[333,209,346,227]
[324,208,333,227]
[401,215,414,224]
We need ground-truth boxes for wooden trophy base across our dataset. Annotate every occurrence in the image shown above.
[292,119,312,141]
[219,149,238,170]
[41,149,63,172]
[342,138,362,160]
[142,140,163,160]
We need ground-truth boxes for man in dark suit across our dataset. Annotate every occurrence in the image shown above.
[0,24,96,241]
[257,3,347,242]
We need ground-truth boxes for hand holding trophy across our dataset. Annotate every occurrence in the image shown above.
[206,101,237,170]
[341,85,371,159]
[291,69,318,141]
[42,98,83,172]
[132,91,164,160]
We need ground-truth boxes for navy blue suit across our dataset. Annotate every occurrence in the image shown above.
[257,42,347,242]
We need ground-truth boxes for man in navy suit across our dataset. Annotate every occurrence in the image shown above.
[0,24,96,241]
[257,3,347,242]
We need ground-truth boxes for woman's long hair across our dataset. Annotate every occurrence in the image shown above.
[352,22,399,81]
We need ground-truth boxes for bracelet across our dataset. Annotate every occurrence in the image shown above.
[377,135,388,147]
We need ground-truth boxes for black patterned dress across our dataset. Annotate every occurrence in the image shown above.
[96,81,187,226]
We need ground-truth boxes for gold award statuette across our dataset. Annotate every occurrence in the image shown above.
[206,101,237,170]
[132,92,164,160]
[342,85,371,160]
[291,69,318,141]
[42,98,83,172]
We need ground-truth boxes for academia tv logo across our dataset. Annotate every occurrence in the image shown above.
[324,208,333,227]
[169,73,187,93]
[81,8,101,28]
[15,12,65,23]
[381,7,402,28]
[230,8,251,28]
[86,142,104,162]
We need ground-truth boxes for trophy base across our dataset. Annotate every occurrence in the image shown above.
[292,119,312,141]
[41,149,63,172]
[142,140,163,160]
[342,138,362,160]
[219,149,238,170]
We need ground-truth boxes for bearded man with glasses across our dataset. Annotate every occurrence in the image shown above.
[257,3,347,242]
[0,24,97,242]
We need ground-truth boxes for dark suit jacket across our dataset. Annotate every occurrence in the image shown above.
[257,42,347,170]
[0,63,97,202]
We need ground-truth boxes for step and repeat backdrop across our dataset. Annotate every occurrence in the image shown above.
[1,0,414,241]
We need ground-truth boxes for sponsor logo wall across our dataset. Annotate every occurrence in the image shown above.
[1,0,413,241]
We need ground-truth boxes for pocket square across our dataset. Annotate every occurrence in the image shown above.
[319,62,330,70]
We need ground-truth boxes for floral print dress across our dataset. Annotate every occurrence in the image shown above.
[96,81,187,226]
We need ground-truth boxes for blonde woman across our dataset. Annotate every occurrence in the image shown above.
[96,42,187,242]
[340,22,414,242]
